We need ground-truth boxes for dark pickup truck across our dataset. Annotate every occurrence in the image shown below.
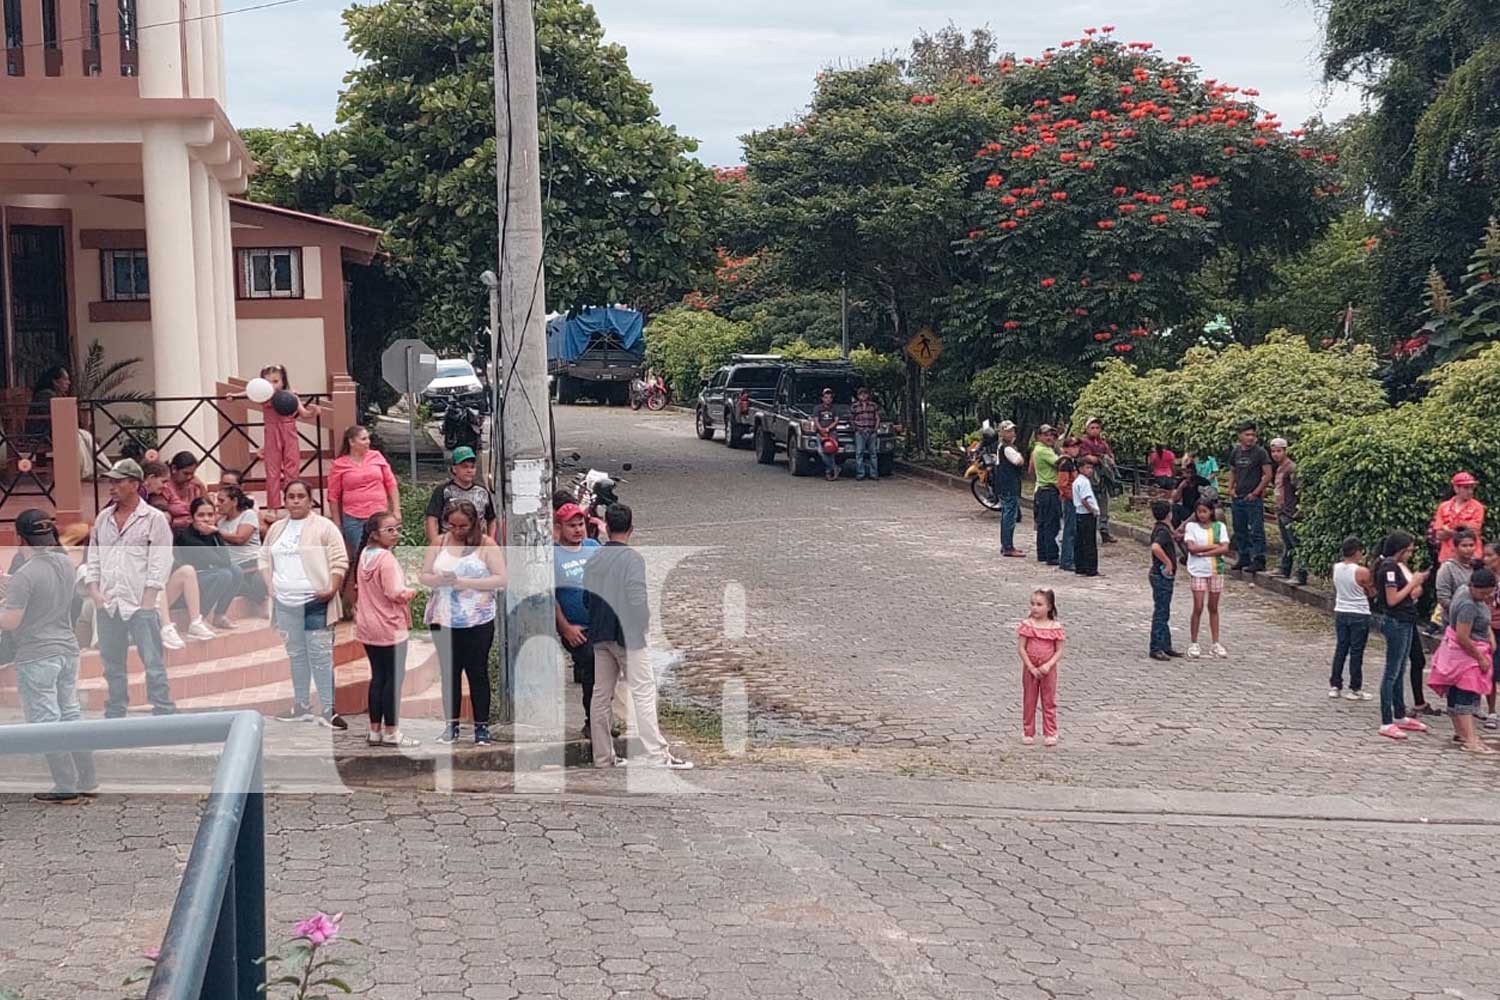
[747,361,897,477]
[694,355,785,448]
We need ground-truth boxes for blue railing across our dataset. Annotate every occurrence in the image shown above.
[0,711,266,1000]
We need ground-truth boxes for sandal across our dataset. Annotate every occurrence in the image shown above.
[1460,743,1497,756]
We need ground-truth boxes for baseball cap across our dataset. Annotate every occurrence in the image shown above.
[102,458,145,481]
[15,509,57,544]
[555,502,586,522]
[1453,471,1478,488]
[1038,424,1056,436]
[451,446,477,465]
[998,420,1016,431]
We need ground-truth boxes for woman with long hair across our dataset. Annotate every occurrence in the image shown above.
[1373,531,1431,742]
[355,512,418,748]
[328,425,399,558]
[419,499,506,746]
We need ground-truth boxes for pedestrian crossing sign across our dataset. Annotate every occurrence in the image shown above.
[905,327,943,369]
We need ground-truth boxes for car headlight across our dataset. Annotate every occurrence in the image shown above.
[800,419,815,433]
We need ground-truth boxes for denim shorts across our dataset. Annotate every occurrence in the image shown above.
[1447,687,1483,716]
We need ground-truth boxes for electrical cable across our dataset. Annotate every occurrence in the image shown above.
[3,0,310,55]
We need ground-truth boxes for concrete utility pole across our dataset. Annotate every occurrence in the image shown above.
[493,0,560,751]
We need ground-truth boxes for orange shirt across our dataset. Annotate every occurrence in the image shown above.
[1432,497,1486,564]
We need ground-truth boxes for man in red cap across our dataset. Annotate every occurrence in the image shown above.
[1432,472,1485,566]
[554,502,603,737]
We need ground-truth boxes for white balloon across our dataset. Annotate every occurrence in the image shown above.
[245,377,275,404]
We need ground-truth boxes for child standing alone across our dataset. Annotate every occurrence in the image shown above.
[256,364,317,513]
[1018,589,1066,746]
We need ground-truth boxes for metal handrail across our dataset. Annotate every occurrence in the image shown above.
[0,711,266,1000]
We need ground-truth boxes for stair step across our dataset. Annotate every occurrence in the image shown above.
[76,619,359,680]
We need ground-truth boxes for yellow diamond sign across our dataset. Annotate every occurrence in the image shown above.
[905,327,943,369]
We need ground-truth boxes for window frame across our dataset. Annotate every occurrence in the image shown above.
[100,248,150,302]
[237,247,303,300]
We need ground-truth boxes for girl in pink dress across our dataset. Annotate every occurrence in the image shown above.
[257,364,316,512]
[1017,589,1066,746]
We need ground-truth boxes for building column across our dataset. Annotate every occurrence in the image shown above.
[142,123,206,443]
[137,0,184,99]
[183,0,206,97]
[189,159,219,389]
[208,181,235,378]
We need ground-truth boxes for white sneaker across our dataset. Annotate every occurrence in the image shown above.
[1212,643,1229,659]
[1329,688,1342,699]
[186,618,217,642]
[160,623,186,650]
[1356,691,1373,701]
[1186,643,1202,659]
[1343,690,1359,701]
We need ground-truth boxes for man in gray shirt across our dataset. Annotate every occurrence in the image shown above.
[2,509,96,803]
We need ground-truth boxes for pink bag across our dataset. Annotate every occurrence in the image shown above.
[1427,628,1494,698]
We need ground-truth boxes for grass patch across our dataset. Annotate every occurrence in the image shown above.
[657,697,724,746]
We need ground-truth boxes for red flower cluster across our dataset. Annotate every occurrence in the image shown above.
[1040,277,1057,288]
[1128,272,1143,282]
[910,94,936,106]
[986,174,1004,188]
[1003,320,1022,330]
[1114,343,1135,353]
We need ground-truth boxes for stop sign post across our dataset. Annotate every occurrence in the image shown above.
[382,338,438,480]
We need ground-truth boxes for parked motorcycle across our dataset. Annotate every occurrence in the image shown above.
[629,376,668,412]
[963,424,1004,511]
[442,402,484,452]
[568,463,632,539]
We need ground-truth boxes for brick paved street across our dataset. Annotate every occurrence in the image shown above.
[3,403,1499,1000]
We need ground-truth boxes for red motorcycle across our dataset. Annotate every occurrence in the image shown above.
[630,375,668,411]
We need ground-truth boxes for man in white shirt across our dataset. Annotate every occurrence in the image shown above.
[1072,458,1102,578]
[84,458,176,717]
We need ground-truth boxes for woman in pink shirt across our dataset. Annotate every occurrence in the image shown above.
[328,426,399,556]
[355,512,418,747]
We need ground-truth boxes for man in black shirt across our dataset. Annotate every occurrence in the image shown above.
[995,421,1026,557]
[1228,421,1273,573]
[424,446,498,544]
[1148,500,1183,661]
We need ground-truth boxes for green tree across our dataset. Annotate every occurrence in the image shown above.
[644,309,759,403]
[1410,218,1500,363]
[1320,0,1500,330]
[949,33,1341,370]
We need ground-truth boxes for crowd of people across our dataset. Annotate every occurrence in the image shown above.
[999,415,1496,753]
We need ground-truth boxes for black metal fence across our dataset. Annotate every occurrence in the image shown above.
[81,394,328,514]
[0,712,266,1000]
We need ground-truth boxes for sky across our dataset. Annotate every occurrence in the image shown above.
[225,0,1364,167]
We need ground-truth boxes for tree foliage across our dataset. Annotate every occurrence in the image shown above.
[1069,331,1386,463]
[948,31,1341,369]
[644,309,759,403]
[1408,218,1500,364]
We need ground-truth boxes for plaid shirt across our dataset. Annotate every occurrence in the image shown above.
[849,399,881,432]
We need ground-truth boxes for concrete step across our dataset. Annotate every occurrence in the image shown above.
[77,616,286,680]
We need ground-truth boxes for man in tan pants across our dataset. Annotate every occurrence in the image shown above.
[582,504,692,770]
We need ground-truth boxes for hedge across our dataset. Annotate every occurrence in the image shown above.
[644,308,760,403]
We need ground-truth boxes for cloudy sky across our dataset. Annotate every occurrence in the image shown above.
[225,0,1364,167]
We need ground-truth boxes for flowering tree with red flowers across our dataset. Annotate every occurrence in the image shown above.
[946,29,1342,368]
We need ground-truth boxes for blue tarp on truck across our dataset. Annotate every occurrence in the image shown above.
[546,307,646,364]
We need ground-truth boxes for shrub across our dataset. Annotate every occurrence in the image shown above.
[970,361,1086,442]
[644,308,760,403]
[1067,359,1171,462]
[1297,343,1500,570]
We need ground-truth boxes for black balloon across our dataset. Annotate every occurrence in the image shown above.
[271,390,300,417]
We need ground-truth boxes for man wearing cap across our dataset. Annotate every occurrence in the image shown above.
[812,387,840,481]
[84,459,176,717]
[1031,425,1062,565]
[849,386,882,482]
[1269,438,1306,585]
[424,446,498,545]
[1,509,97,803]
[1077,418,1119,543]
[995,421,1026,557]
[1433,472,1486,565]
[554,502,622,742]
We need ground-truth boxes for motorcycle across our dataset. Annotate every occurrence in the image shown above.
[629,376,668,412]
[442,402,484,452]
[568,463,631,539]
[963,439,1004,511]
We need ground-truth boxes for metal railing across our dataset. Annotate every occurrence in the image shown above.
[82,393,329,514]
[0,711,266,1000]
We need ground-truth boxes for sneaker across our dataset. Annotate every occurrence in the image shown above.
[33,790,81,804]
[186,618,217,642]
[1186,643,1202,659]
[1003,549,1027,559]
[382,732,421,748]
[1485,717,1500,731]
[1330,688,1343,699]
[474,725,493,746]
[1150,651,1171,662]
[1378,723,1408,741]
[1165,649,1184,659]
[1043,735,1059,747]
[1396,717,1429,734]
[319,713,349,731]
[663,753,694,770]
[160,623,186,650]
[1021,735,1035,745]
[273,705,313,723]
[1342,690,1358,701]
[367,731,383,746]
[1211,643,1229,659]
[436,724,461,745]
[1356,691,1373,702]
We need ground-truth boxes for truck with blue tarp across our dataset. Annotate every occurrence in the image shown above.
[546,307,646,405]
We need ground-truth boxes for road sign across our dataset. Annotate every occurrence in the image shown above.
[905,327,943,369]
[381,338,439,394]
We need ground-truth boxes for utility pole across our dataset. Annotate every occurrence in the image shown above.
[493,0,560,755]
[840,271,849,360]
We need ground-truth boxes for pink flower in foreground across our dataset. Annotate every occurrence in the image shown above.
[294,912,343,947]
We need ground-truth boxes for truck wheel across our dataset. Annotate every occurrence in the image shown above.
[878,452,895,478]
[695,407,715,440]
[788,434,816,477]
[754,427,776,465]
[724,411,745,448]
[556,375,578,405]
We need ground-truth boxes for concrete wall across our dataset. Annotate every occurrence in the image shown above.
[237,317,327,391]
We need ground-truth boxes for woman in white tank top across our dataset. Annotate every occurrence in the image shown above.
[1330,538,1374,700]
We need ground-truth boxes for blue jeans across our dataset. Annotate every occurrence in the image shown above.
[1059,504,1077,571]
[1231,497,1266,567]
[1379,617,1414,725]
[853,430,879,480]
[819,448,837,475]
[999,494,1020,552]
[274,599,336,715]
[1149,570,1175,654]
[98,608,175,718]
[340,513,365,554]
[195,566,240,618]
[16,654,97,793]
[1331,612,1370,691]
